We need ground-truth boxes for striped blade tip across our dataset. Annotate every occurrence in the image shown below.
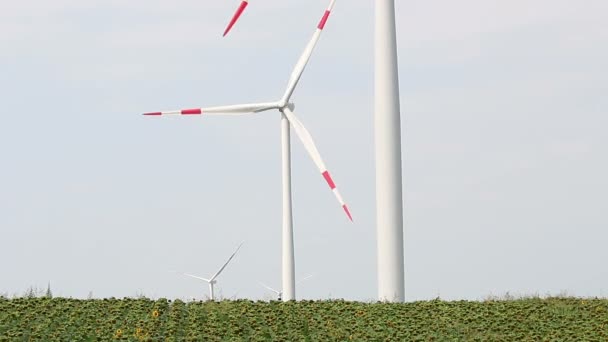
[343,205,353,222]
[322,171,336,190]
[181,109,202,115]
[317,10,331,30]
[143,112,162,116]
[223,1,249,37]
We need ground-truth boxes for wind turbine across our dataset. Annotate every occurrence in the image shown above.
[222,0,405,302]
[260,274,314,301]
[144,0,351,301]
[182,242,243,301]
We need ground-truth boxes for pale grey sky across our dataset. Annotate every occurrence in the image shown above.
[1,0,607,301]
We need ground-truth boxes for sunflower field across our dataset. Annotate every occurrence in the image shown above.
[1,297,607,341]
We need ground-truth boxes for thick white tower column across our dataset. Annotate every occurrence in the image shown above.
[281,113,296,301]
[375,0,405,302]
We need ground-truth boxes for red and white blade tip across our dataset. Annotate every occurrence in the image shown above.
[317,10,331,31]
[343,205,353,222]
[322,171,353,222]
[143,109,203,116]
[317,0,336,31]
[223,1,249,37]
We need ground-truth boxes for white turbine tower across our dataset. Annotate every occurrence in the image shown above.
[145,0,351,302]
[223,0,405,302]
[375,0,404,303]
[182,242,243,301]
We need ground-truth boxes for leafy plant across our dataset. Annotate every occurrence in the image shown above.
[1,297,607,340]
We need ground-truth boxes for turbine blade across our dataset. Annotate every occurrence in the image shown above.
[259,282,281,295]
[210,242,243,281]
[296,274,314,285]
[281,0,336,104]
[282,107,353,222]
[142,102,278,116]
[223,0,249,37]
[183,273,211,283]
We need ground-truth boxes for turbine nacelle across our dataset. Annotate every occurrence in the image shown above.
[279,102,296,113]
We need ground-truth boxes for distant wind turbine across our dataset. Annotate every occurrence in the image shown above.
[259,274,314,301]
[182,242,243,301]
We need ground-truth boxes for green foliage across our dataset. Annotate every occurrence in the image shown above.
[1,297,607,341]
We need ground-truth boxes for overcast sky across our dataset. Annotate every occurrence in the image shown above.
[1,0,607,301]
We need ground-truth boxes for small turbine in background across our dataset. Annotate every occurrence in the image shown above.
[260,274,314,301]
[181,242,243,301]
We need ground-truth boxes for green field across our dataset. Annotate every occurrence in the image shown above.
[1,297,607,341]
